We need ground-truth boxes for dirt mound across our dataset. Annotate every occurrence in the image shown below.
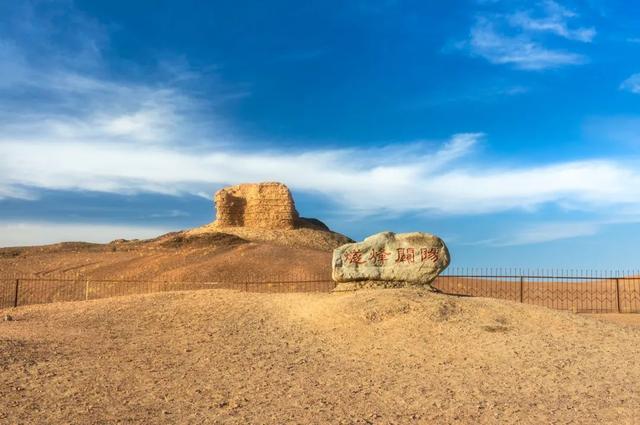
[0,222,343,281]
[0,236,332,282]
[1,289,639,424]
[190,181,352,251]
[0,242,105,257]
[0,182,351,280]
[150,232,248,249]
[186,224,351,251]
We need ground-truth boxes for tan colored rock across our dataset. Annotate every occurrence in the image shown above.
[332,231,450,290]
[213,182,299,229]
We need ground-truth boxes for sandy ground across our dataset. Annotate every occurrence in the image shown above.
[1,289,640,424]
[583,313,640,327]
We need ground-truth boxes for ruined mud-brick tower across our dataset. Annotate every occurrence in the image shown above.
[213,182,300,229]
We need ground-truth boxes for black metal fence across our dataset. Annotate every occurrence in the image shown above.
[2,269,640,313]
[0,273,334,310]
[434,268,640,313]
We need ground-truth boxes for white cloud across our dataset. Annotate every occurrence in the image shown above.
[431,133,483,166]
[3,131,640,217]
[0,2,240,148]
[508,1,596,42]
[0,222,170,247]
[482,221,601,246]
[460,1,593,70]
[148,210,190,218]
[0,31,637,218]
[468,18,586,70]
[620,74,640,94]
[0,70,223,146]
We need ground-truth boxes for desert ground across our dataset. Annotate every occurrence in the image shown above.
[0,230,339,282]
[2,288,639,424]
[4,232,639,313]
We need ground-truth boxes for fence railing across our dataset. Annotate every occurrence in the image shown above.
[433,268,640,313]
[1,269,640,313]
[0,273,335,310]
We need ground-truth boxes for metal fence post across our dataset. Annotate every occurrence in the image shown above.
[519,276,524,303]
[14,278,19,308]
[616,278,621,313]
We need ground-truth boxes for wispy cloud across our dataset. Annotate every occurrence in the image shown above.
[471,208,640,246]
[0,222,171,247]
[620,73,640,94]
[3,129,640,217]
[1,16,639,219]
[0,2,243,149]
[467,18,585,70]
[478,221,601,246]
[458,1,593,70]
[148,210,191,219]
[508,0,596,42]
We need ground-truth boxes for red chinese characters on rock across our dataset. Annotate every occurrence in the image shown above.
[395,248,415,264]
[344,249,366,265]
[421,247,439,262]
[369,248,391,266]
[395,247,440,264]
[344,246,440,266]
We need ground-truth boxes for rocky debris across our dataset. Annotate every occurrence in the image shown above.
[187,225,352,251]
[332,231,450,290]
[155,232,247,249]
[3,314,13,322]
[332,279,441,292]
[0,249,21,258]
[213,182,299,229]
[297,217,330,231]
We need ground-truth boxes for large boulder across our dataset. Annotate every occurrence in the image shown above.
[332,231,450,290]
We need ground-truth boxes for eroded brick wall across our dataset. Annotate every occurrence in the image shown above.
[214,182,299,229]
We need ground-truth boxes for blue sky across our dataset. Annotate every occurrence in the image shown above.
[2,0,640,268]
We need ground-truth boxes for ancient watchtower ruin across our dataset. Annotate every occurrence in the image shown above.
[213,182,300,229]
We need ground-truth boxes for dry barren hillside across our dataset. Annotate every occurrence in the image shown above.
[2,288,639,424]
[0,228,348,281]
[0,183,352,281]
